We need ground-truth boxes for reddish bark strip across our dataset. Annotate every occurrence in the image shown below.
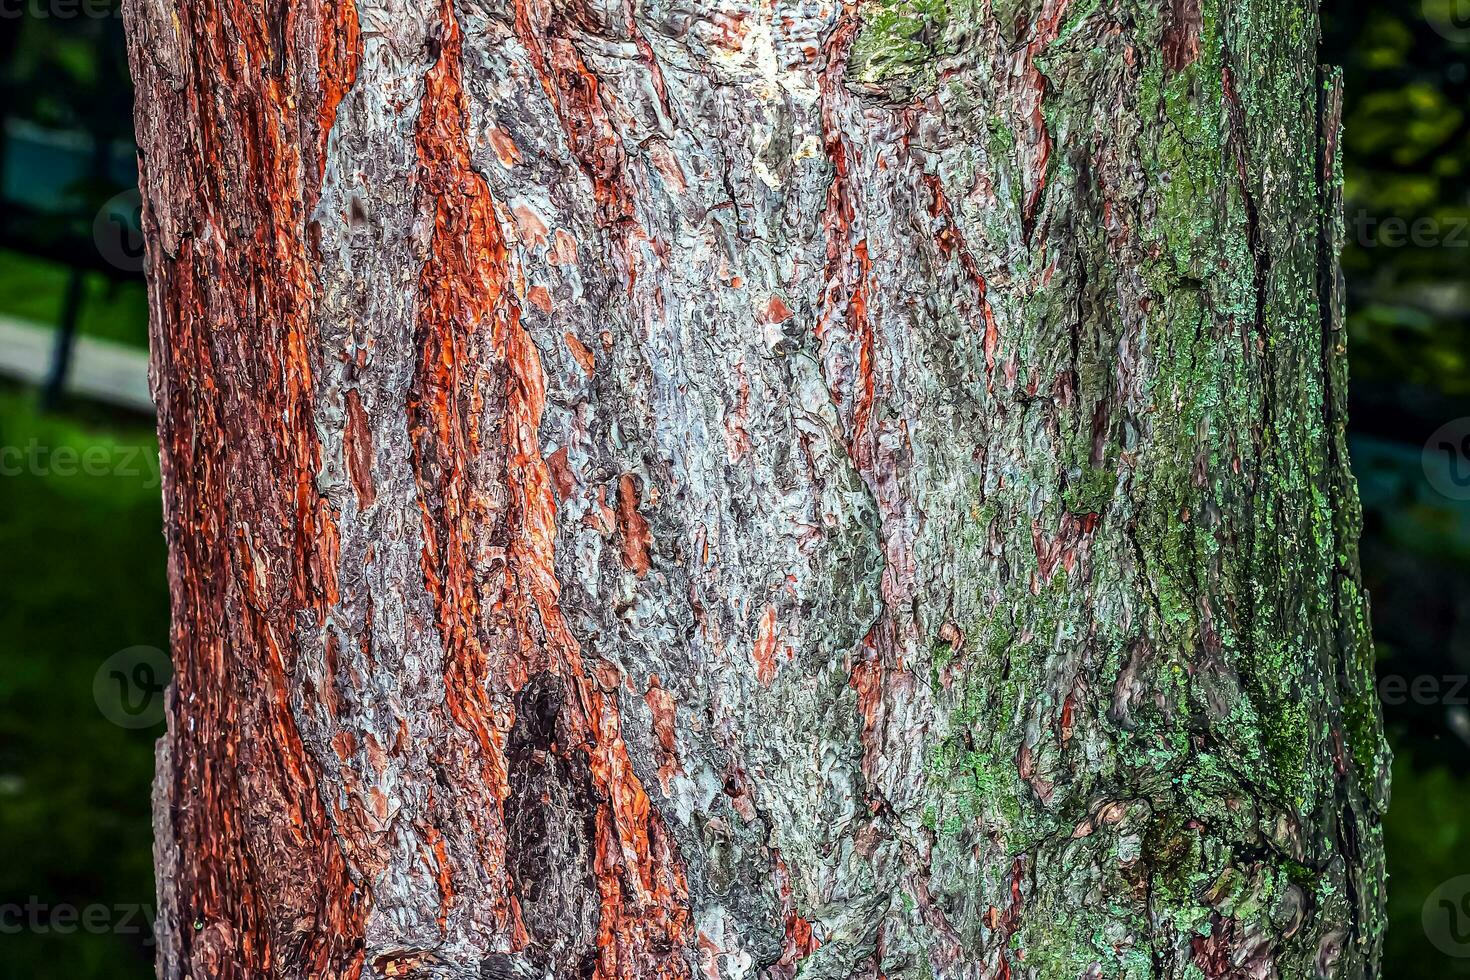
[1018,0,1070,240]
[411,6,692,976]
[344,389,376,508]
[772,855,823,973]
[643,677,683,792]
[131,0,370,968]
[816,16,878,465]
[507,0,635,227]
[848,631,885,784]
[924,173,1000,382]
[410,0,521,945]
[617,474,654,577]
[752,604,784,687]
[313,0,361,174]
[1163,0,1204,73]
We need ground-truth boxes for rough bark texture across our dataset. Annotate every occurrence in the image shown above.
[124,0,1389,974]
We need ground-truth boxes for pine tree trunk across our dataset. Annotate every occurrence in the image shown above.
[123,0,1390,974]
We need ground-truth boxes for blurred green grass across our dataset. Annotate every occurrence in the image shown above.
[0,383,166,979]
[0,248,149,347]
[1386,747,1470,972]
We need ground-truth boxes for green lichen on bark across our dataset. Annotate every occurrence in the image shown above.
[887,0,1387,973]
[848,0,951,93]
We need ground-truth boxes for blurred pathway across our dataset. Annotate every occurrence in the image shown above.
[0,315,151,413]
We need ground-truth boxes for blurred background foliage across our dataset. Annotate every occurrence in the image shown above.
[0,0,1468,976]
[0,391,165,976]
[1326,0,1470,971]
[1330,0,1470,395]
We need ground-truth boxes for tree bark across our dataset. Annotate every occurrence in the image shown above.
[123,0,1390,974]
